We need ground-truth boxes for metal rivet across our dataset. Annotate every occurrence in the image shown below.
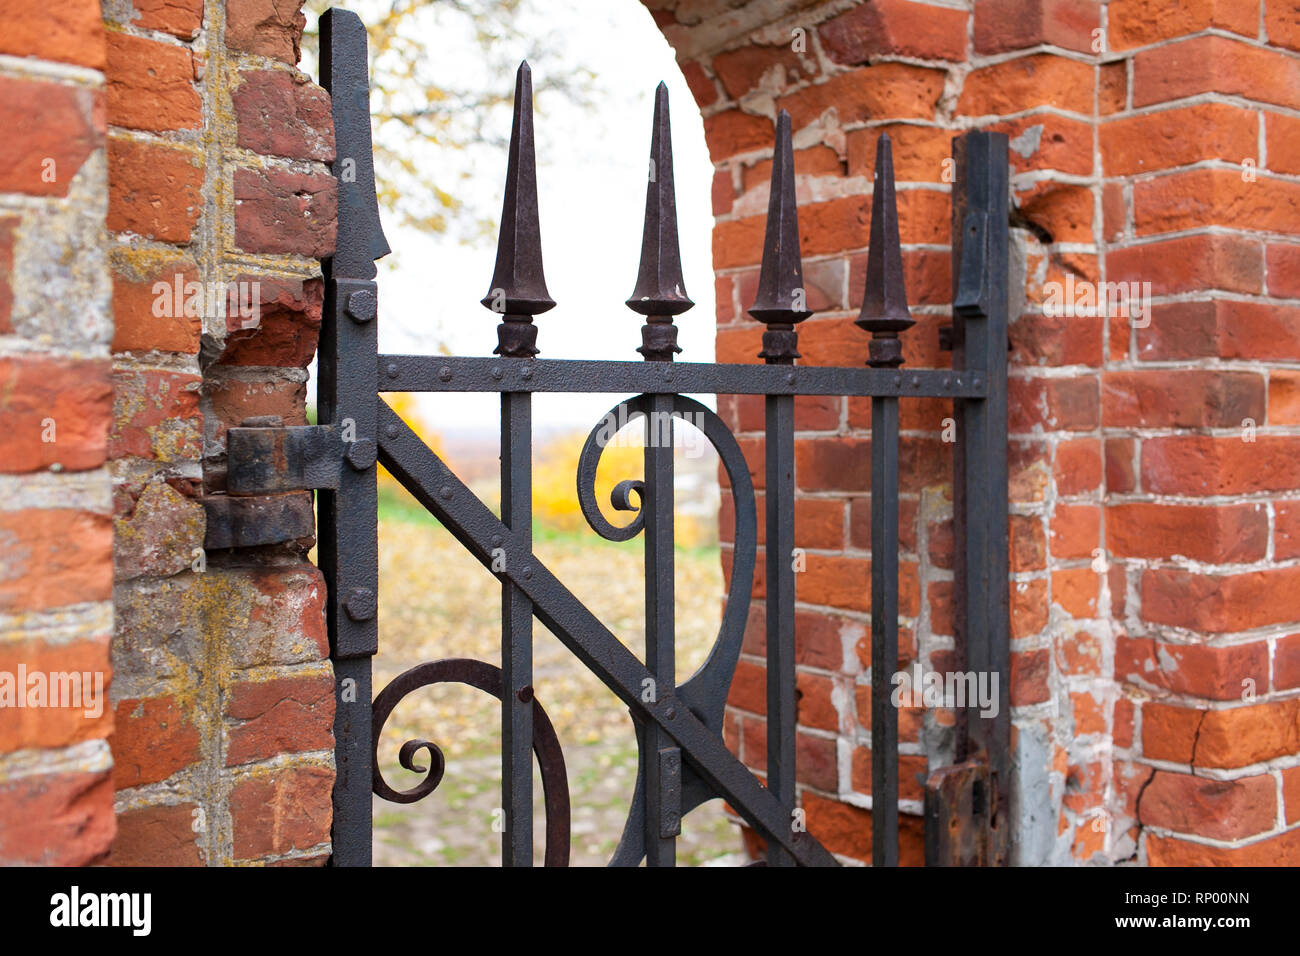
[386,363,399,379]
[517,686,534,703]
[438,366,452,382]
[973,377,982,388]
[345,289,376,323]
[491,534,503,548]
[385,424,398,439]
[522,566,532,580]
[664,704,676,719]
[943,375,952,387]
[786,372,795,384]
[440,485,452,499]
[521,365,533,381]
[346,438,377,471]
[490,366,503,381]
[344,587,376,622]
[894,373,903,387]
[911,375,921,388]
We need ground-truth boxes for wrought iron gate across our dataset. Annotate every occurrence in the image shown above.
[229,8,1011,867]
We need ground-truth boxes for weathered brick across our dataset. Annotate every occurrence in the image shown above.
[1148,828,1300,866]
[0,0,105,69]
[0,769,114,865]
[1101,103,1257,176]
[1134,168,1300,237]
[215,276,323,367]
[110,696,201,788]
[0,356,111,473]
[1140,770,1275,840]
[230,765,333,858]
[1132,35,1300,110]
[233,70,334,162]
[1108,502,1267,564]
[0,77,101,198]
[108,139,203,242]
[110,367,203,463]
[114,479,206,580]
[0,509,112,612]
[127,0,204,38]
[710,44,807,99]
[818,0,967,64]
[778,64,947,130]
[1142,435,1300,496]
[0,637,111,751]
[226,0,307,65]
[1143,566,1300,633]
[106,802,202,865]
[106,33,201,132]
[233,166,336,257]
[1110,0,1259,52]
[958,54,1094,116]
[974,0,1099,54]
[1117,636,1268,701]
[806,789,925,864]
[226,672,335,766]
[1107,234,1263,296]
[1102,369,1264,428]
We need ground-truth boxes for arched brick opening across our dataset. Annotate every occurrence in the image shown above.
[641,0,1300,866]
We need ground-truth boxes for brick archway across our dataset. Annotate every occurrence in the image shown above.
[643,0,1300,866]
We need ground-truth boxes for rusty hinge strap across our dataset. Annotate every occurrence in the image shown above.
[226,423,369,495]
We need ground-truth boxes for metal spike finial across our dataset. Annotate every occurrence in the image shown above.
[628,82,693,362]
[482,60,554,358]
[321,7,390,280]
[856,133,915,368]
[748,110,811,365]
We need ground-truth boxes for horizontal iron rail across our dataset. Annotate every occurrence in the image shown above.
[376,355,989,398]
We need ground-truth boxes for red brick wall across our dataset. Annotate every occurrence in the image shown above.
[0,0,335,865]
[102,0,337,866]
[0,0,115,865]
[651,0,1300,865]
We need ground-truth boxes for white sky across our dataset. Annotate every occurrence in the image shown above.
[308,0,716,434]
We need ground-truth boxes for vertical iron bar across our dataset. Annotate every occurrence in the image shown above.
[500,391,533,866]
[644,394,679,866]
[764,394,796,867]
[319,8,387,868]
[870,396,900,866]
[952,130,1011,866]
[855,133,913,868]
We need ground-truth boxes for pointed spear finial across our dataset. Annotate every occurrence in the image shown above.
[482,61,554,358]
[321,8,390,280]
[855,133,914,368]
[748,110,811,365]
[628,82,693,362]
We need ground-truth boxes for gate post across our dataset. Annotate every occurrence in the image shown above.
[319,9,390,866]
[935,130,1011,866]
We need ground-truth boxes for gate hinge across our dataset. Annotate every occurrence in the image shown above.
[923,759,993,866]
[202,491,316,549]
[226,415,375,496]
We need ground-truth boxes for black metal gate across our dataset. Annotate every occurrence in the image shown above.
[229,8,1011,867]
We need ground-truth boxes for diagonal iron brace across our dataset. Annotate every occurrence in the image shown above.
[375,399,838,867]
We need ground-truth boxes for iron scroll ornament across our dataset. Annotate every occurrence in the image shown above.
[371,657,572,866]
[576,394,758,864]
